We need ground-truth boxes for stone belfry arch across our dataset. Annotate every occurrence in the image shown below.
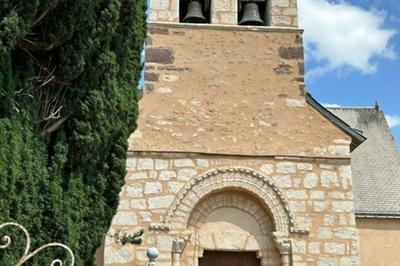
[101,0,362,265]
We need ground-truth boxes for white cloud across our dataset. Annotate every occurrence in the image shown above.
[385,115,400,128]
[322,103,342,108]
[298,0,396,78]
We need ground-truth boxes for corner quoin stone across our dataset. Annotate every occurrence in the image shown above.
[146,47,175,64]
[279,47,303,59]
[144,72,159,82]
[149,26,169,35]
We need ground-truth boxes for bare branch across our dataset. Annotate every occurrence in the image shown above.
[43,106,62,121]
[42,115,70,135]
[20,33,67,51]
[32,10,49,27]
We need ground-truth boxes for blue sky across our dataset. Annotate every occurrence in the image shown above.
[298,0,400,147]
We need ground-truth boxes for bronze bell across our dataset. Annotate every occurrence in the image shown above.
[239,2,265,26]
[183,1,207,23]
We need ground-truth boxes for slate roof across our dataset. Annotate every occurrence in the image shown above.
[328,107,400,217]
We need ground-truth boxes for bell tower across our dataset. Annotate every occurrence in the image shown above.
[150,0,298,27]
[102,0,362,265]
[135,0,308,155]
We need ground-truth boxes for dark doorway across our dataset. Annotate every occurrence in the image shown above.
[199,251,261,266]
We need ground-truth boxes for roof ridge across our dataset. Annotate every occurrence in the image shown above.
[326,106,376,110]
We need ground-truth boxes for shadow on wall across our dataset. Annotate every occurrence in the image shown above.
[357,218,400,231]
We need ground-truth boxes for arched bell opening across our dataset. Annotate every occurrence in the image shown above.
[179,0,211,24]
[238,0,268,26]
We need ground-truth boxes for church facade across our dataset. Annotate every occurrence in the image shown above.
[98,0,376,265]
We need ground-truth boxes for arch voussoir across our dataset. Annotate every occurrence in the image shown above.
[164,167,302,236]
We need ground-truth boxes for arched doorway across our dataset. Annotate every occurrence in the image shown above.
[189,191,281,265]
[164,167,299,266]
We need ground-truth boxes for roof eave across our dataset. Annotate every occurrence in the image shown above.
[306,93,367,151]
[356,212,400,219]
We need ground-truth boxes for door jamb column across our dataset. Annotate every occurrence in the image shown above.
[274,237,292,266]
[172,236,190,266]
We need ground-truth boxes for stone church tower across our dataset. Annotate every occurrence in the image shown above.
[101,0,365,265]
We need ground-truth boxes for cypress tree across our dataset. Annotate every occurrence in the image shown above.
[0,0,146,265]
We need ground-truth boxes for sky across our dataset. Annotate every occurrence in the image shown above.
[298,0,400,147]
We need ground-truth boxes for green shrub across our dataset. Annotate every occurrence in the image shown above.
[0,1,146,264]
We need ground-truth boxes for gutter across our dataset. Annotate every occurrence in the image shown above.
[356,212,400,219]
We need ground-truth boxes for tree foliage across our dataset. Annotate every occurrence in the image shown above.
[0,0,146,264]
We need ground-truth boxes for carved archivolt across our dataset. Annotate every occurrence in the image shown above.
[163,167,304,235]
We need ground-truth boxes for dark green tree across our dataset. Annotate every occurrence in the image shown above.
[0,0,146,264]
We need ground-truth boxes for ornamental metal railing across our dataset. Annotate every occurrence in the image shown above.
[1,221,161,266]
[0,222,75,266]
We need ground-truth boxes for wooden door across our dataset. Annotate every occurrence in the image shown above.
[199,251,260,266]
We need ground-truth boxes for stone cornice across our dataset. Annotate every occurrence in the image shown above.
[128,151,351,163]
[148,22,304,34]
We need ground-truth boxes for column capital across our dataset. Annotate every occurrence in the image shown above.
[272,232,292,255]
[172,235,190,254]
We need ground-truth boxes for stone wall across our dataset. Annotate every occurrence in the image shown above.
[149,0,298,27]
[211,0,237,25]
[102,153,359,266]
[269,0,298,27]
[132,24,352,157]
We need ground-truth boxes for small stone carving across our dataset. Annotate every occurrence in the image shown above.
[172,235,191,254]
[149,223,170,231]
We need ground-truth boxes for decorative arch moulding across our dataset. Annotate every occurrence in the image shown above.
[148,166,310,236]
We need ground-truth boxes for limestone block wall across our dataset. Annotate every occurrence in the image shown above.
[102,153,359,266]
[270,0,298,27]
[149,0,179,22]
[149,0,298,27]
[211,0,237,25]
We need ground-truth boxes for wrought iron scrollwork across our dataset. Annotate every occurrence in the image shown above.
[0,222,75,266]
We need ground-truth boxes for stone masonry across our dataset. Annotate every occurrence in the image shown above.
[132,24,350,157]
[104,154,358,266]
[149,0,298,27]
[100,0,360,265]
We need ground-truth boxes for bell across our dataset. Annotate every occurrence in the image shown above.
[239,2,265,26]
[183,1,207,23]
